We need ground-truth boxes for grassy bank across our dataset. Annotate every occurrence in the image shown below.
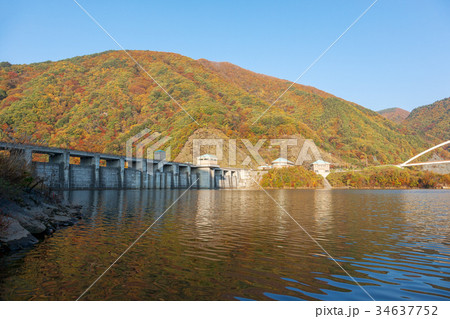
[327,166,450,189]
[260,166,323,188]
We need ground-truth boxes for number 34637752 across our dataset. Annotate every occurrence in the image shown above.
[375,306,438,316]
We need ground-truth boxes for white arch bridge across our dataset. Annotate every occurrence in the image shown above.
[399,140,450,167]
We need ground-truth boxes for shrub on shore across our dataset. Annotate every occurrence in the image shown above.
[0,126,47,199]
[327,166,450,188]
[260,166,323,188]
[0,151,43,199]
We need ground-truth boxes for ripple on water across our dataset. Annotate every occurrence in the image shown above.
[0,189,449,300]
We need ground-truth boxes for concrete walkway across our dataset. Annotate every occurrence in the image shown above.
[322,176,332,189]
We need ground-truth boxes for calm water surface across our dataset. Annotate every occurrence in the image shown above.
[0,189,449,301]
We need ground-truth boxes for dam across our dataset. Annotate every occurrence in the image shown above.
[0,142,257,190]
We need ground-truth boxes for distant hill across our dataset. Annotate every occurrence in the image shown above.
[0,50,432,166]
[404,98,450,141]
[378,107,410,123]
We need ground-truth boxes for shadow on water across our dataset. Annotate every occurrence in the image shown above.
[0,189,449,300]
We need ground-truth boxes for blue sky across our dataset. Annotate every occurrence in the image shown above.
[1,0,449,111]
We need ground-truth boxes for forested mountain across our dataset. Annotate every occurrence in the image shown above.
[0,50,434,166]
[378,107,410,123]
[404,98,449,141]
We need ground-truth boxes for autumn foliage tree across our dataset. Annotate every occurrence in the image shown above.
[327,167,450,188]
[261,166,323,188]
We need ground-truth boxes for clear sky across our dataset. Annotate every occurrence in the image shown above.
[1,0,449,111]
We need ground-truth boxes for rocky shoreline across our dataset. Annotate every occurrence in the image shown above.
[0,192,82,252]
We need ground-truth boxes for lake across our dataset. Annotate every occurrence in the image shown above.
[0,189,449,301]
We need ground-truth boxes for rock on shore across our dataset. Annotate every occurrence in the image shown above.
[0,192,82,252]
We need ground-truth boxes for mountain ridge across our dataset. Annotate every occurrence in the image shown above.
[404,97,449,141]
[0,50,439,166]
[378,107,410,123]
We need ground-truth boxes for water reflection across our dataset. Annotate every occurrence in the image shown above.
[314,190,333,229]
[0,189,449,301]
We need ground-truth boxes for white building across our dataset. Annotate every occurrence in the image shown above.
[312,160,331,177]
[154,150,166,161]
[196,154,219,167]
[272,158,294,168]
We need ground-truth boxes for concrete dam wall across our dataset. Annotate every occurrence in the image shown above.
[0,142,259,190]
